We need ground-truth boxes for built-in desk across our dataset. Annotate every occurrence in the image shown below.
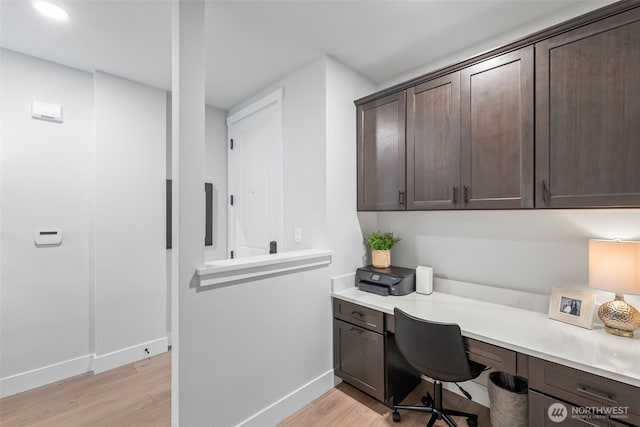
[332,288,640,426]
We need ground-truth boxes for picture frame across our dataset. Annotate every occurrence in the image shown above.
[548,287,596,329]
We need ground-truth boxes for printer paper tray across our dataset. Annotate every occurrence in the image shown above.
[358,282,390,296]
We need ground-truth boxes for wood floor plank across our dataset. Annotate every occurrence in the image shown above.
[0,351,171,427]
[278,380,491,427]
[2,349,489,427]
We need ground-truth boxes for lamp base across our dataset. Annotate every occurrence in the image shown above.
[603,325,634,338]
[598,294,640,338]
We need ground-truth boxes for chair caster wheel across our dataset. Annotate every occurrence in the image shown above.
[466,417,478,427]
[421,393,432,406]
[392,411,401,422]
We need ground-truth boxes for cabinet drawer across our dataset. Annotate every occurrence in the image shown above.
[529,357,640,426]
[333,298,384,333]
[529,390,624,427]
[464,338,517,375]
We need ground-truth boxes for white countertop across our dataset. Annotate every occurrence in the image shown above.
[333,287,640,388]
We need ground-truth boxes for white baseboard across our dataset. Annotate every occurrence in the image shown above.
[1,337,170,398]
[93,337,168,374]
[236,369,335,427]
[0,354,93,398]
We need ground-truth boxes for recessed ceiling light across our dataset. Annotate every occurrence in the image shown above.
[33,1,69,22]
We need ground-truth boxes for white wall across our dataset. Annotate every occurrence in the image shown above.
[0,50,169,396]
[179,57,335,426]
[0,49,94,394]
[174,0,206,424]
[325,57,376,277]
[376,210,640,306]
[228,57,328,253]
[204,104,228,261]
[93,71,168,371]
[166,93,173,342]
[381,0,617,89]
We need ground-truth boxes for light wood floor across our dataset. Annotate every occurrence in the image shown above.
[1,351,488,427]
[0,351,171,427]
[280,381,490,427]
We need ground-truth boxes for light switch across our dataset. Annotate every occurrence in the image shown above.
[294,227,302,243]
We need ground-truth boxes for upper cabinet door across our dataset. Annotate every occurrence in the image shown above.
[357,92,406,211]
[536,10,640,208]
[460,46,534,209]
[407,73,461,210]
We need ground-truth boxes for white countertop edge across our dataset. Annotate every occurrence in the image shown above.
[197,249,333,287]
[332,288,640,388]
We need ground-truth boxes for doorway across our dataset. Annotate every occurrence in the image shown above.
[227,88,283,258]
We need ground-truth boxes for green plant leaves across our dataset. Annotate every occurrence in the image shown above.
[365,232,401,251]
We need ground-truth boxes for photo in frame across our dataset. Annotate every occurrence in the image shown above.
[548,287,596,329]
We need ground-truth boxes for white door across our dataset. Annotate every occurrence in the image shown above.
[227,89,282,259]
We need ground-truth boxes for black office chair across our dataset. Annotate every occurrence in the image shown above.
[392,308,486,427]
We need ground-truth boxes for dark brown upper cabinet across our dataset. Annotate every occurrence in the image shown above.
[406,72,461,210]
[536,9,640,208]
[406,47,534,211]
[460,46,534,209]
[357,92,406,211]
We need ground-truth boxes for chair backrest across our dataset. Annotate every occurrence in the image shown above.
[393,308,476,383]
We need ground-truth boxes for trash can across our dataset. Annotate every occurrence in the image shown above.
[488,371,528,427]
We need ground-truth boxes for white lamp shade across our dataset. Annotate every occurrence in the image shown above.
[589,240,640,295]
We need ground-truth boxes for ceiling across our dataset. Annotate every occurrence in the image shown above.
[0,0,614,111]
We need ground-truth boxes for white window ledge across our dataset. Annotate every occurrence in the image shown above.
[196,249,333,287]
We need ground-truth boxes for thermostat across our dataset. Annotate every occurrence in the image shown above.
[32,100,63,123]
[34,229,62,245]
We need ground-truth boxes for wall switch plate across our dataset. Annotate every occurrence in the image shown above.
[294,227,302,243]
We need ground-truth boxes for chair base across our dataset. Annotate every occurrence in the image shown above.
[392,381,478,427]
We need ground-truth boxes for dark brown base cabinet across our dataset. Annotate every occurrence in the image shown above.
[333,297,640,425]
[529,391,629,427]
[333,319,385,401]
[528,357,640,427]
[332,299,420,407]
[356,1,640,211]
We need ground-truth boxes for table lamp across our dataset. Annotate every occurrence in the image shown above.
[588,239,640,337]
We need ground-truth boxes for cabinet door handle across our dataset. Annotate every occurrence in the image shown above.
[463,186,470,204]
[576,386,617,404]
[351,311,365,317]
[350,327,364,334]
[398,191,405,206]
[452,186,458,204]
[542,180,550,205]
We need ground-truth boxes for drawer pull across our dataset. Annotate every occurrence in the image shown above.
[576,386,617,404]
[350,327,364,334]
[351,311,365,317]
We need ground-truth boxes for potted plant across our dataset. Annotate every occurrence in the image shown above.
[365,232,401,268]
